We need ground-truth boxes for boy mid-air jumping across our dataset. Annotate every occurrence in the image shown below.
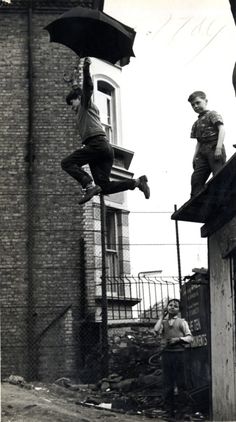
[61,57,150,204]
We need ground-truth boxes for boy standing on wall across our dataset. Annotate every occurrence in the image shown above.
[188,91,226,197]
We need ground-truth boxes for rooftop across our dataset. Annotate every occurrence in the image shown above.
[171,152,236,236]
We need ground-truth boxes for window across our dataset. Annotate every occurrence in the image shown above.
[106,208,119,280]
[105,208,125,296]
[106,207,125,298]
[95,80,118,144]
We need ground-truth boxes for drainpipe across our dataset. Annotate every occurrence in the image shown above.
[174,204,182,291]
[100,195,109,377]
[26,0,37,380]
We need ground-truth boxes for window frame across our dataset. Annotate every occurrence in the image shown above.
[105,208,119,284]
[93,75,122,146]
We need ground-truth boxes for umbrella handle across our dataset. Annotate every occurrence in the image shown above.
[63,57,84,87]
[63,71,74,84]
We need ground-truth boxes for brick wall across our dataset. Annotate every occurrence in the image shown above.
[0,8,92,381]
[1,11,30,378]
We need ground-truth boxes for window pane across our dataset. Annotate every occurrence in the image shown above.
[96,92,110,125]
[96,80,116,144]
[107,98,111,125]
[106,211,116,250]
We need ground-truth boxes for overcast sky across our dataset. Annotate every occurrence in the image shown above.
[104,0,236,277]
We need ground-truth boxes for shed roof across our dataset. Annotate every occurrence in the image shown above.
[171,153,236,225]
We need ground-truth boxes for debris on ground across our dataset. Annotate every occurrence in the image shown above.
[2,374,209,422]
[2,325,209,422]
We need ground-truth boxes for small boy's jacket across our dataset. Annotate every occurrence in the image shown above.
[162,316,193,352]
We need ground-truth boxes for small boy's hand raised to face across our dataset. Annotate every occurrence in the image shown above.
[161,308,168,318]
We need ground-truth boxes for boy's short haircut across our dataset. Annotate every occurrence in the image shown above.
[66,87,82,105]
[167,298,180,306]
[188,91,207,103]
[167,298,182,312]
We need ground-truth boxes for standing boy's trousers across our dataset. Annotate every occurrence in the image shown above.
[191,143,226,196]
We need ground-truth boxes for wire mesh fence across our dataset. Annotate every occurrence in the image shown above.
[1,193,207,383]
[1,274,180,382]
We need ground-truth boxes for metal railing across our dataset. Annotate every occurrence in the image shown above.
[95,275,180,322]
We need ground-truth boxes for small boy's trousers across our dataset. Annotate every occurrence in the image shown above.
[191,143,226,196]
[162,351,189,414]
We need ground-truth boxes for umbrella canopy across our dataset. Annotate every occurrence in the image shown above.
[44,6,136,66]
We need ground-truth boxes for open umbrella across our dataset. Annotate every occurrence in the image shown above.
[44,6,136,66]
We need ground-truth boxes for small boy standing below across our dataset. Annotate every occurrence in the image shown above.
[61,57,150,204]
[154,299,193,417]
[188,91,226,197]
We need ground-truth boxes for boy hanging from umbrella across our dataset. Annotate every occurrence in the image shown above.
[61,57,150,204]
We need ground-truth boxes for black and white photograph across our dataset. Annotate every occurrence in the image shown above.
[1,1,236,421]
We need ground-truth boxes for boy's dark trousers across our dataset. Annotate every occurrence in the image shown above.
[191,143,226,196]
[61,135,136,194]
[162,351,188,414]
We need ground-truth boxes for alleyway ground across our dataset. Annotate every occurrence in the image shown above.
[1,382,168,422]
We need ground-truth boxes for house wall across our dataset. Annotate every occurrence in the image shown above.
[1,6,132,381]
[0,8,92,381]
[208,216,236,421]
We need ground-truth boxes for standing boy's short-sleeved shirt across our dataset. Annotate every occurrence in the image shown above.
[190,110,223,144]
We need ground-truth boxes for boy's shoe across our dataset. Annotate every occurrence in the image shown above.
[138,175,150,199]
[79,185,102,204]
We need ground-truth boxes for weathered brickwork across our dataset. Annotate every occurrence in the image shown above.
[1,2,132,382]
[1,11,30,378]
[0,7,93,381]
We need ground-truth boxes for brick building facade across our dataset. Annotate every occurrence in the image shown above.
[1,0,134,381]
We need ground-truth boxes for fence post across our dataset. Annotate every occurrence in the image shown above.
[174,204,182,291]
[100,194,109,377]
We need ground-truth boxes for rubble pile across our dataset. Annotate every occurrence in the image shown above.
[4,372,207,420]
[3,326,208,420]
[79,325,162,383]
[74,327,166,416]
[108,326,163,379]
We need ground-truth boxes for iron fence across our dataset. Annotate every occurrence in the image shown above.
[94,275,180,321]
